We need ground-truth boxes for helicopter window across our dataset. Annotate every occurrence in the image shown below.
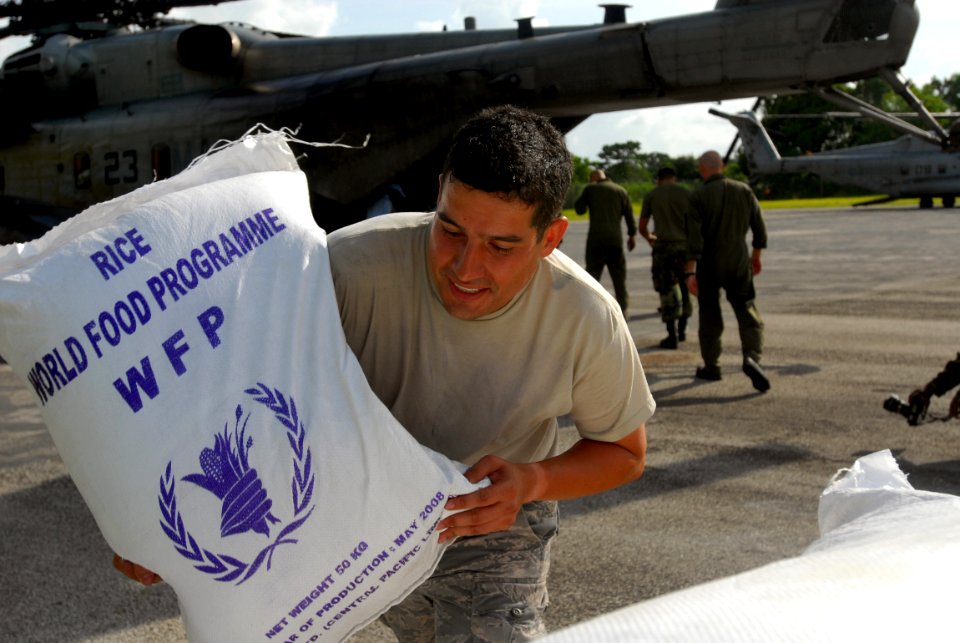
[74,153,91,190]
[938,165,946,174]
[152,144,172,181]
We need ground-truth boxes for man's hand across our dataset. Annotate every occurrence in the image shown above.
[113,554,163,586]
[636,217,654,248]
[684,261,698,297]
[437,428,646,544]
[437,455,541,543]
[908,388,931,408]
[627,235,637,252]
[751,248,763,275]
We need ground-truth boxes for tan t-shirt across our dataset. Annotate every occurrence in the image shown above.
[328,212,655,466]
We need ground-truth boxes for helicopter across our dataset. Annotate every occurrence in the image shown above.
[0,0,921,239]
[711,70,960,209]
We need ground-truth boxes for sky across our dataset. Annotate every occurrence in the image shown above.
[0,0,954,160]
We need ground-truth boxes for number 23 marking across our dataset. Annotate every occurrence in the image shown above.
[104,150,138,185]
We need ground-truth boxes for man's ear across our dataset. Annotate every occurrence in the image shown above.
[540,216,569,256]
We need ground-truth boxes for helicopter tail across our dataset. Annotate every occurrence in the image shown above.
[709,108,782,174]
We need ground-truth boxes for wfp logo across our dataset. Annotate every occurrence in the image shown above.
[158,383,316,584]
[184,408,280,538]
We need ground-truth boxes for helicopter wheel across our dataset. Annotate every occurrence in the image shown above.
[919,196,934,209]
[942,196,956,209]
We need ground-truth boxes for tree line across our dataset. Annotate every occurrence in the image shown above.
[567,72,960,205]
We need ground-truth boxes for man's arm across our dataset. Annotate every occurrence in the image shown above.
[748,191,768,262]
[684,259,698,297]
[926,354,960,397]
[621,191,637,250]
[638,195,656,247]
[437,425,646,542]
[574,186,589,215]
[638,215,656,247]
[910,353,960,409]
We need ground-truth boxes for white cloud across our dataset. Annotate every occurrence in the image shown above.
[0,34,31,65]
[170,1,338,36]
[248,0,338,36]
[566,99,758,160]
[415,20,446,33]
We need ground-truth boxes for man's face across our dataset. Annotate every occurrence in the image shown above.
[428,177,567,320]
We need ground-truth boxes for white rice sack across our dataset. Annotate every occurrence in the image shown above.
[542,449,960,642]
[0,132,481,643]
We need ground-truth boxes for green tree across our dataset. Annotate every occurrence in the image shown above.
[570,154,595,184]
[672,155,699,182]
[761,92,844,155]
[924,73,960,110]
[637,151,672,177]
[597,141,648,183]
[762,77,955,157]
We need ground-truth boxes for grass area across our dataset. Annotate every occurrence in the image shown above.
[564,195,920,219]
[757,195,918,209]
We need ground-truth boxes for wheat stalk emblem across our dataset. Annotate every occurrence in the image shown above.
[158,383,316,584]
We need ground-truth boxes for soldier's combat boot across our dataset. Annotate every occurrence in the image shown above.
[743,356,770,393]
[660,320,678,349]
[695,365,722,381]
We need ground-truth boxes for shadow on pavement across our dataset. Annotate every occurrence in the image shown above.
[656,388,762,406]
[627,312,660,323]
[0,475,180,642]
[645,362,821,403]
[561,443,814,519]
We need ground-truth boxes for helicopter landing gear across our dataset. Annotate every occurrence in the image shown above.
[919,196,934,209]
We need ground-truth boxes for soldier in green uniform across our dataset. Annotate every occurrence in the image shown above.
[686,151,770,392]
[574,169,637,313]
[639,167,693,349]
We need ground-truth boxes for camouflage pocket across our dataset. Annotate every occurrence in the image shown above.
[470,578,549,641]
[519,500,559,551]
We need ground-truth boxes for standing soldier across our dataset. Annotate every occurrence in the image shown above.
[686,151,770,392]
[575,169,637,314]
[639,167,693,349]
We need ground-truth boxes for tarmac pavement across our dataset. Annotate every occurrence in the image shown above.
[1,206,958,641]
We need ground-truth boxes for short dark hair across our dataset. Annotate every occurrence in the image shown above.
[442,105,572,237]
[656,167,677,180]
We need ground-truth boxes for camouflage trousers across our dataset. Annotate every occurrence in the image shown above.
[379,500,558,642]
[651,245,692,323]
